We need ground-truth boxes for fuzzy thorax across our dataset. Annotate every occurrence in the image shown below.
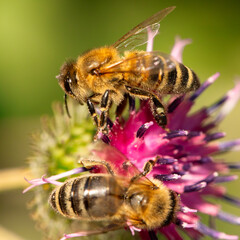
[122,179,178,230]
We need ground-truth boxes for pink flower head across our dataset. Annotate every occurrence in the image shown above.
[24,36,240,240]
[92,37,240,240]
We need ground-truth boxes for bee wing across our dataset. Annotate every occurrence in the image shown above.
[91,142,155,187]
[112,6,175,52]
[68,220,125,236]
[114,23,160,52]
[91,141,141,179]
[99,51,177,75]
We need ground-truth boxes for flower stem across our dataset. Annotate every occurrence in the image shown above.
[0,167,31,192]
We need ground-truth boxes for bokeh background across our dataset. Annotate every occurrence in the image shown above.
[0,0,240,239]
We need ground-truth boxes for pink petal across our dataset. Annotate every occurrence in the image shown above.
[170,36,192,63]
[215,80,240,123]
[146,24,159,52]
[181,192,219,215]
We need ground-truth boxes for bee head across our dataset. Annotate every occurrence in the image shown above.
[127,180,179,229]
[57,60,84,105]
[142,180,179,229]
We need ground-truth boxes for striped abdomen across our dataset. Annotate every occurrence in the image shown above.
[49,174,124,220]
[124,52,200,94]
[153,55,200,94]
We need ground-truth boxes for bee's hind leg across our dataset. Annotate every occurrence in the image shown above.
[150,95,167,128]
[125,85,167,128]
[80,158,115,175]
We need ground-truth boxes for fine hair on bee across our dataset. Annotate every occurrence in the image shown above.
[48,154,180,237]
[57,6,200,133]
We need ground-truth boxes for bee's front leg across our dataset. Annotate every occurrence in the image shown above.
[125,85,167,128]
[87,90,111,135]
[99,90,111,131]
[87,98,100,127]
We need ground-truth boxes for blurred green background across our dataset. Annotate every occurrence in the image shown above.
[0,0,239,239]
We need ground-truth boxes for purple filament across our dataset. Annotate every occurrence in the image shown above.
[199,172,218,184]
[206,95,228,115]
[217,211,240,225]
[168,96,184,113]
[154,173,182,181]
[184,182,207,193]
[187,131,201,138]
[197,157,213,164]
[189,73,220,102]
[164,130,188,139]
[222,194,240,207]
[136,121,153,138]
[219,139,240,152]
[204,132,225,142]
[196,222,238,240]
[157,157,177,164]
[227,163,240,169]
[184,172,218,192]
[215,175,238,183]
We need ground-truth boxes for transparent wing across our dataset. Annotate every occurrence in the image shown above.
[91,141,156,187]
[112,6,175,52]
[99,51,177,76]
[68,220,124,235]
[91,141,141,180]
[114,22,160,52]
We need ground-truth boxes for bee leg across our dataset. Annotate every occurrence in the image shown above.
[131,157,159,183]
[87,98,99,127]
[80,158,115,175]
[116,94,128,117]
[99,90,111,131]
[151,96,167,128]
[125,85,150,99]
[125,85,167,128]
[148,230,158,240]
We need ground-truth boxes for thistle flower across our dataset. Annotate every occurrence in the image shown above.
[102,76,240,239]
[24,36,240,240]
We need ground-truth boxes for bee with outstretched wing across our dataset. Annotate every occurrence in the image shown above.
[57,6,200,132]
[48,142,179,239]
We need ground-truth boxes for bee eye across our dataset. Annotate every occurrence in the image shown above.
[64,77,74,96]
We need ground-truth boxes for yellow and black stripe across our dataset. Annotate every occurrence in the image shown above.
[143,55,200,94]
[49,175,124,220]
[49,177,87,219]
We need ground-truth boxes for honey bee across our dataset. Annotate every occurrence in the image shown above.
[49,143,179,237]
[57,6,200,131]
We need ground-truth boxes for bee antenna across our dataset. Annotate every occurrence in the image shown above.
[64,94,71,118]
